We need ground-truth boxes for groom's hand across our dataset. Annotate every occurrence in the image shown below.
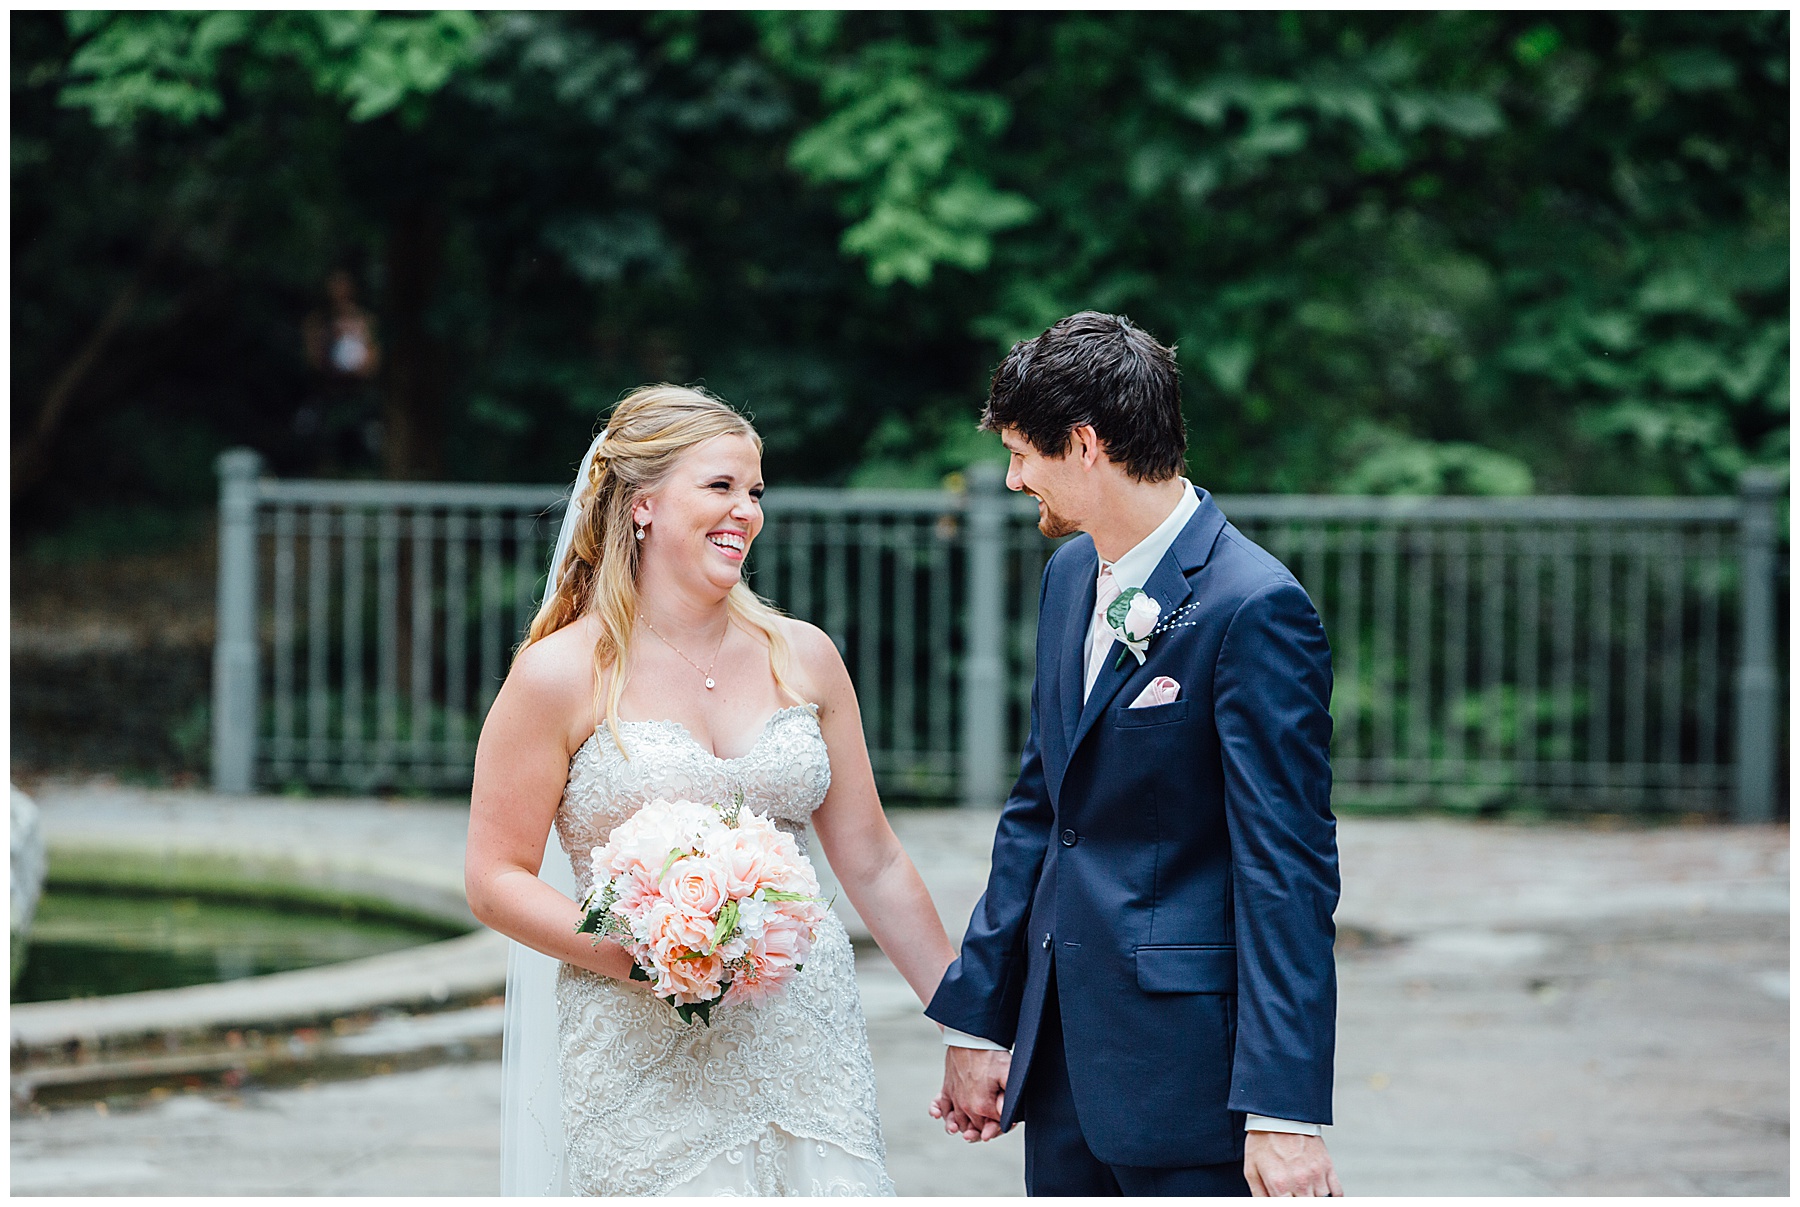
[931,1047,1010,1142]
[928,1090,998,1142]
[1244,1131,1342,1197]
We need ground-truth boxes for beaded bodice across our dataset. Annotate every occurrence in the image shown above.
[545,698,890,1196]
[554,703,831,894]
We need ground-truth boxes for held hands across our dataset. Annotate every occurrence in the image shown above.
[1244,1131,1343,1197]
[927,1047,1011,1142]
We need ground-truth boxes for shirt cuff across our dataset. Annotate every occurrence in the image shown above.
[1245,1115,1323,1136]
[941,1026,1009,1051]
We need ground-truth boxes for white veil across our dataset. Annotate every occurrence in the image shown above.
[498,428,606,1196]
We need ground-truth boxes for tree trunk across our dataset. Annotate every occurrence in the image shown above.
[10,211,184,500]
[381,203,447,481]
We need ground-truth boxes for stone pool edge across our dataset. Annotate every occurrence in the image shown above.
[11,927,507,1052]
[11,836,507,1083]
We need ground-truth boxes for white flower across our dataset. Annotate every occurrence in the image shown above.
[1121,592,1161,643]
[1106,587,1162,666]
[734,894,774,940]
[594,798,719,875]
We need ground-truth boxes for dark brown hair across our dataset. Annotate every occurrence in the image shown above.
[980,311,1187,482]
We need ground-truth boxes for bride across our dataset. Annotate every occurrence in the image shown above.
[465,385,959,1196]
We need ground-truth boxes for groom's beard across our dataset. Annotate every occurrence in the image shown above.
[1030,494,1080,539]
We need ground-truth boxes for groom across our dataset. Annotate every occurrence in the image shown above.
[927,313,1342,1196]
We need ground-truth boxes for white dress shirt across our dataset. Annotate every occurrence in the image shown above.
[1080,480,1199,700]
[943,480,1323,1137]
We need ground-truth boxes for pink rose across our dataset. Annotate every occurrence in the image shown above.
[639,899,714,961]
[705,809,819,898]
[756,845,821,898]
[657,950,725,1005]
[661,855,728,919]
[777,897,828,930]
[750,911,809,972]
[708,825,782,897]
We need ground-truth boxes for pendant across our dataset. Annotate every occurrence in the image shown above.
[705,677,715,690]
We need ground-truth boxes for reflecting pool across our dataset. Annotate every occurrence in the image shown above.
[13,888,464,1003]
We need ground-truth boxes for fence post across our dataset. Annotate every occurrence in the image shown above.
[212,448,263,794]
[961,462,1009,809]
[1733,469,1782,823]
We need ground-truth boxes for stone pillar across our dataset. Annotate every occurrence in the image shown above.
[1733,469,1782,823]
[961,462,1009,809]
[213,448,263,794]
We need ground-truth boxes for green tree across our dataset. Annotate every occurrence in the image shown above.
[768,11,1787,495]
[11,12,1787,554]
[13,9,481,521]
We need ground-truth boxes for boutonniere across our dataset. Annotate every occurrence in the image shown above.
[1105,588,1162,669]
[1106,589,1207,670]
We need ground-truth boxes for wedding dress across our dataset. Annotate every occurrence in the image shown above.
[508,701,893,1197]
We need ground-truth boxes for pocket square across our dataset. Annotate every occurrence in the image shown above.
[1129,676,1181,708]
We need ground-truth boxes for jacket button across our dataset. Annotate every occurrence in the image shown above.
[1041,934,1052,950]
[1061,829,1078,847]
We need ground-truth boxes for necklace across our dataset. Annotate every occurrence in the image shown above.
[640,614,727,690]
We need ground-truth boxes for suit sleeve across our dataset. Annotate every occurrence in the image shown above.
[1214,579,1339,1124]
[924,576,1058,1047]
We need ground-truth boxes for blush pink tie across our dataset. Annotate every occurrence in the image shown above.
[1095,562,1121,615]
[1084,563,1122,699]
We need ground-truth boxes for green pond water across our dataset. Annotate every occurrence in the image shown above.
[13,888,464,1003]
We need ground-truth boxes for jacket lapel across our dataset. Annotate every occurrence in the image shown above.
[1057,543,1097,751]
[1066,489,1227,758]
[1044,539,1094,755]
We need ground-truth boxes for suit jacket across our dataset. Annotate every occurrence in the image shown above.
[925,485,1339,1168]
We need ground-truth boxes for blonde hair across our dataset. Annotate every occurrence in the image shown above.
[519,384,802,753]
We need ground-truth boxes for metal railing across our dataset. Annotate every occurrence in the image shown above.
[212,450,1784,819]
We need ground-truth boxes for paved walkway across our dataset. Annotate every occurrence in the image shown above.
[11,783,1789,1195]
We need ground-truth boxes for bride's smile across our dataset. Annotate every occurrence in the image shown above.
[633,432,765,595]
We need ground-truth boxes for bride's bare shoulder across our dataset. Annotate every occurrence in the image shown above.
[500,618,604,739]
[774,615,850,700]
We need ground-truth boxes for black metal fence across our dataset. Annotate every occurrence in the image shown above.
[211,450,1785,818]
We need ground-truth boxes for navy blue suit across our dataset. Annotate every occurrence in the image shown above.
[926,486,1339,1182]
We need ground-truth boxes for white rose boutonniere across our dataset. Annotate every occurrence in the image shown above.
[1105,587,1162,669]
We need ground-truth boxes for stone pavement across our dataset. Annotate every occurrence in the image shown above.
[10,784,1789,1195]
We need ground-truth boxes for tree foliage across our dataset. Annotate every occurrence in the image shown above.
[11,11,1786,548]
[59,10,481,126]
[767,11,1787,495]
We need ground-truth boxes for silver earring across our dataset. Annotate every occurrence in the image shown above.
[635,526,646,540]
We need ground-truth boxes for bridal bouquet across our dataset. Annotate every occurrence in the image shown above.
[576,796,829,1025]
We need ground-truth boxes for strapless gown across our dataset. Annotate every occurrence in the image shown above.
[551,703,894,1196]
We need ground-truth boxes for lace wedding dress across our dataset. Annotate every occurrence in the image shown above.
[543,702,894,1196]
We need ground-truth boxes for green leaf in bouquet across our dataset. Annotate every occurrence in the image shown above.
[674,999,713,1026]
[711,899,740,951]
[759,888,817,903]
[628,963,651,983]
[659,847,687,878]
